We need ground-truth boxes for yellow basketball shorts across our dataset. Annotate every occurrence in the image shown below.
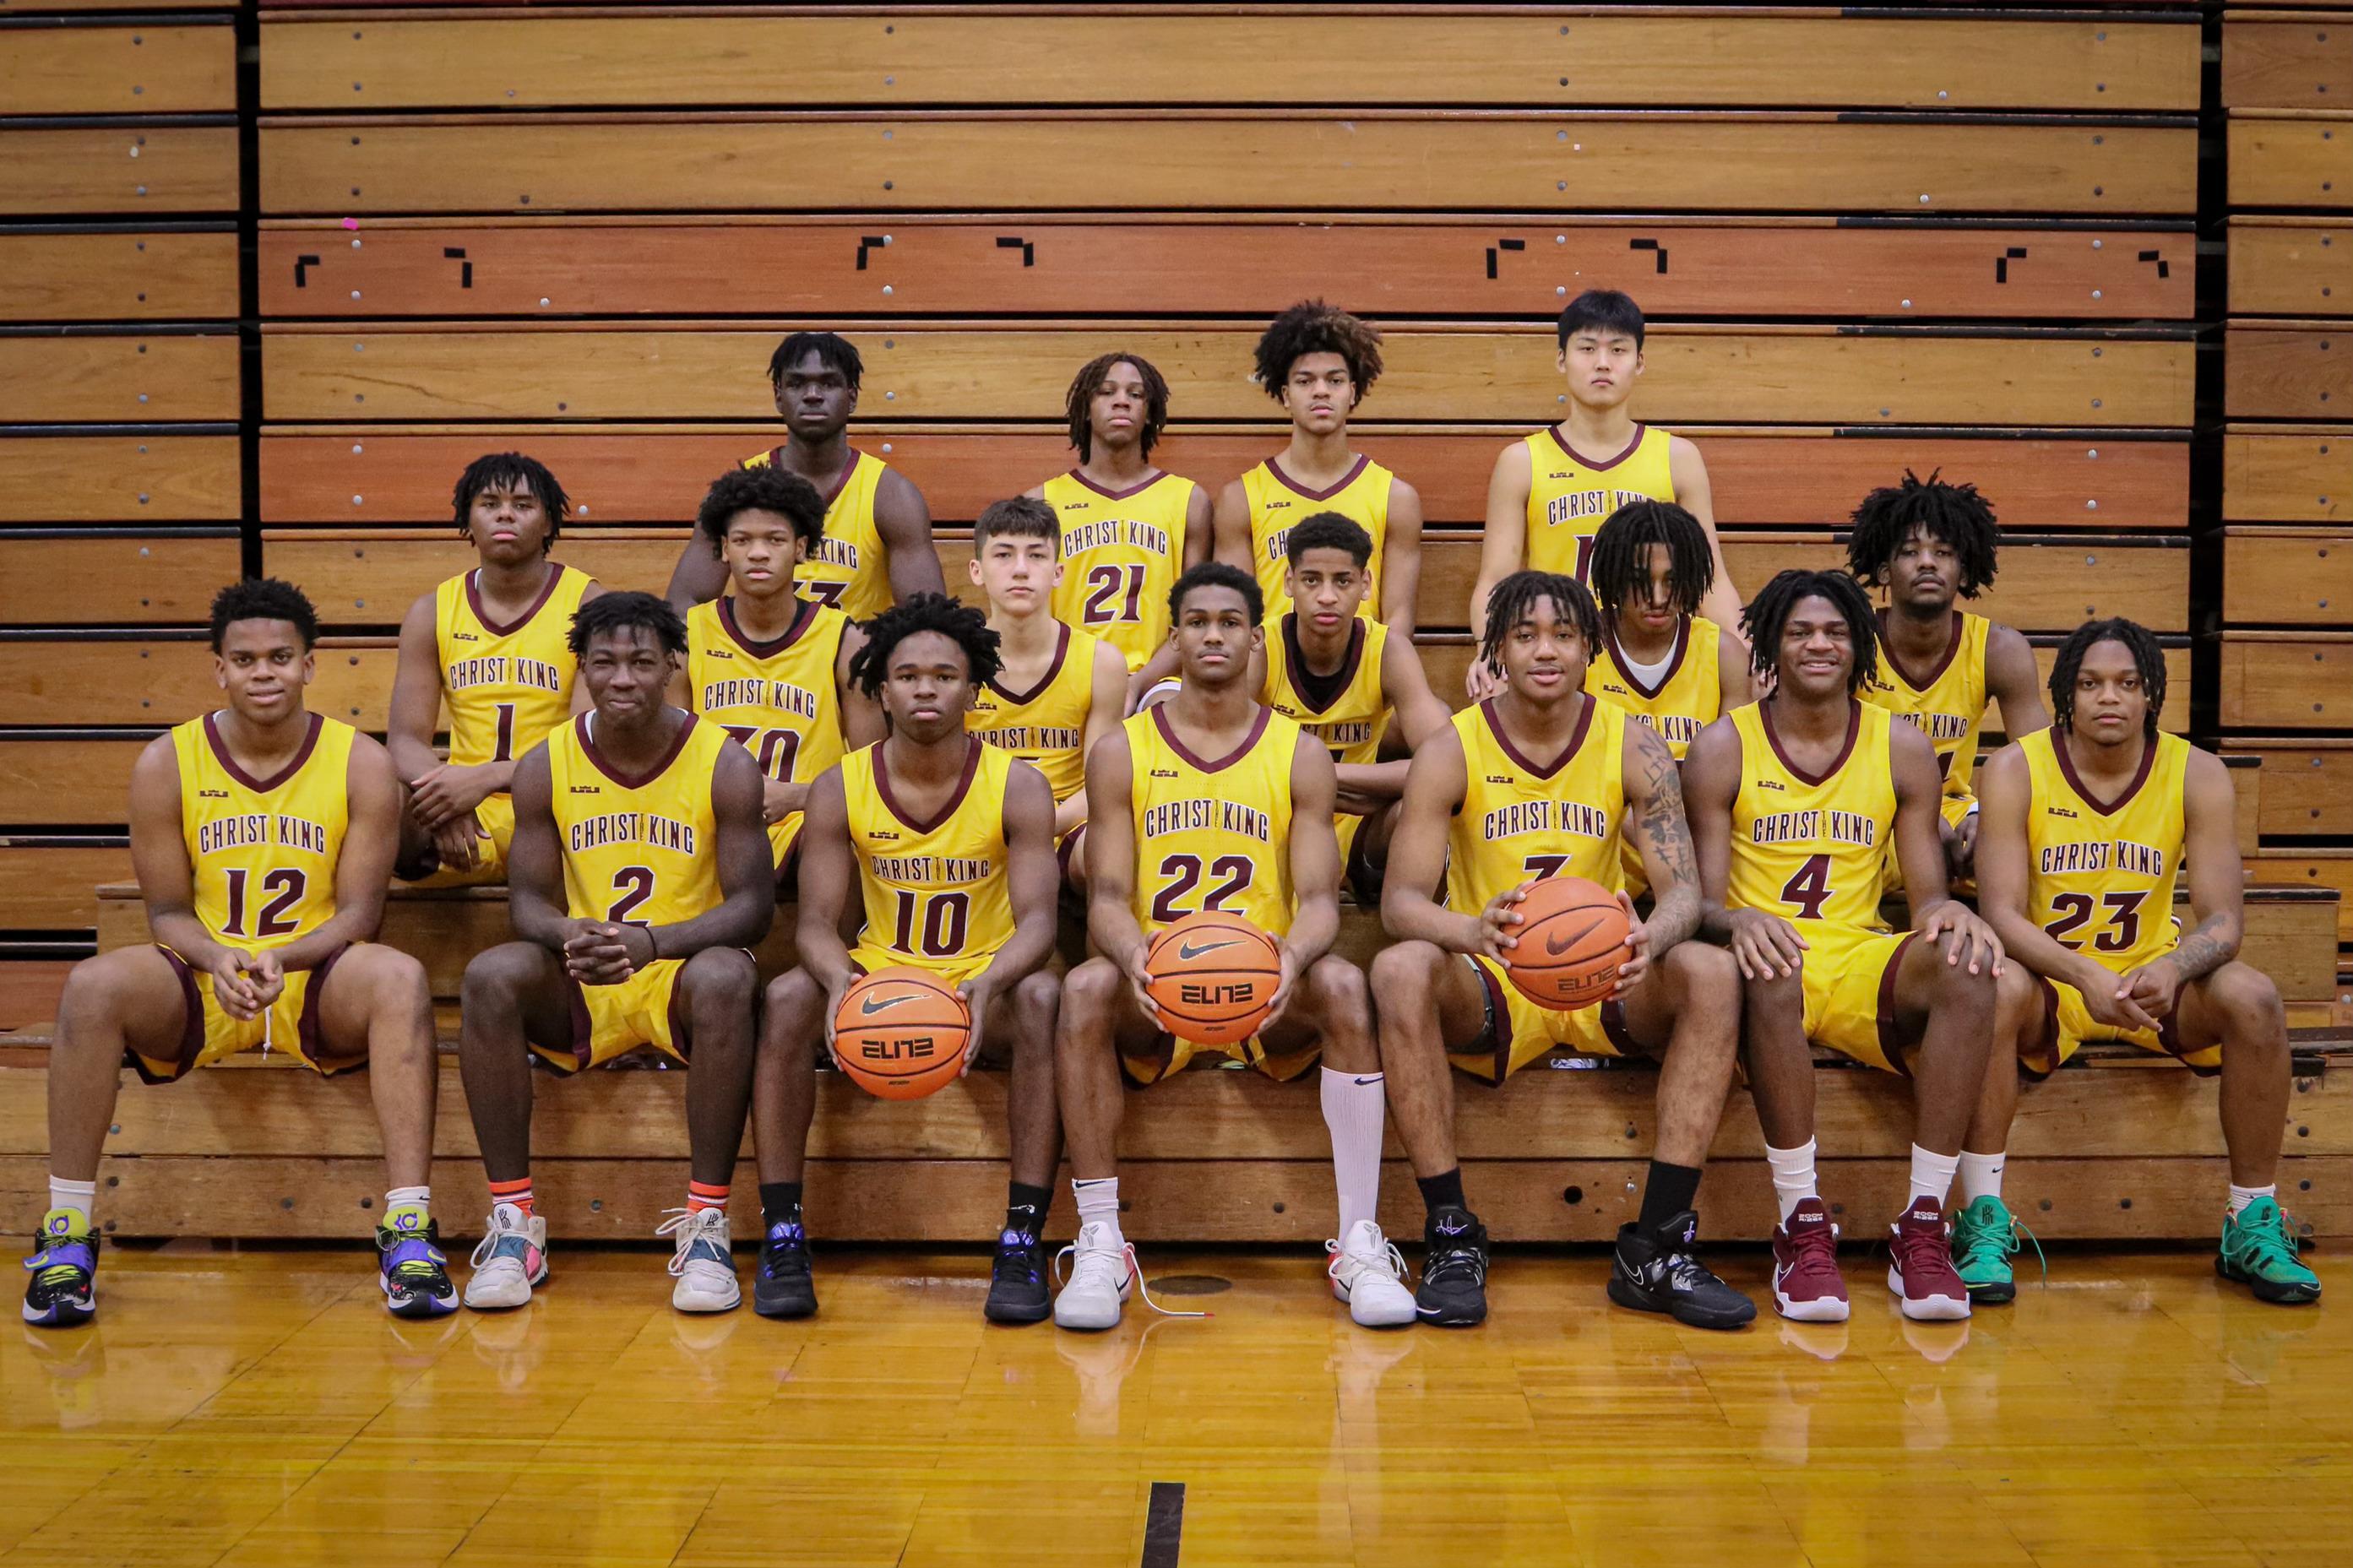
[406,791,517,888]
[2025,958,2216,1078]
[769,810,807,887]
[1450,952,1633,1083]
[138,943,361,1082]
[1122,1028,1319,1087]
[1787,919,1920,1075]
[845,945,989,990]
[544,957,690,1073]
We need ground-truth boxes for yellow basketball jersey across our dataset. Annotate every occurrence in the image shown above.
[1260,616,1393,767]
[433,564,590,768]
[1523,424,1676,583]
[968,624,1099,804]
[174,712,354,948]
[1241,454,1393,621]
[740,445,892,621]
[1446,697,1626,914]
[1727,701,1898,929]
[684,596,850,788]
[1584,615,1725,760]
[841,739,1020,974]
[1864,610,1990,802]
[545,712,727,927]
[1042,469,1197,672]
[2019,728,2188,974]
[1127,705,1298,938]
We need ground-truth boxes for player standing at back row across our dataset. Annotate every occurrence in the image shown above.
[1468,290,1738,697]
[665,330,945,620]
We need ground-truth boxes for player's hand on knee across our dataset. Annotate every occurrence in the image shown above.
[1613,891,1653,990]
[1727,909,1806,981]
[1922,902,2002,978]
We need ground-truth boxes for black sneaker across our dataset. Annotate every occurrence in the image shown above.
[983,1227,1051,1324]
[1416,1206,1489,1327]
[1606,1209,1757,1331]
[753,1209,817,1320]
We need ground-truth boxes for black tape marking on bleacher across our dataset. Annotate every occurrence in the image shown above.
[1139,1482,1185,1568]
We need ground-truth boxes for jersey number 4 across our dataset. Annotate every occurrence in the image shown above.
[1780,854,1834,921]
[219,868,306,939]
[1149,853,1253,925]
[2045,889,2147,954]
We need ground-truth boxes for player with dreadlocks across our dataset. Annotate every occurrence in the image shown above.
[1848,471,2047,881]
[1467,290,1740,698]
[751,594,1066,1325]
[1215,301,1426,637]
[1368,568,1753,1329]
[1684,569,2010,1324]
[1966,618,2318,1305]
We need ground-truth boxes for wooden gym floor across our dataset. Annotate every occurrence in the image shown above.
[0,1245,2344,1568]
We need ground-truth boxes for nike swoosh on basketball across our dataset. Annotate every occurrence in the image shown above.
[1176,938,1243,961]
[1544,915,1608,957]
[859,995,916,1016]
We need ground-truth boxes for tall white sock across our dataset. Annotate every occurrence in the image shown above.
[1321,1067,1388,1242]
[1072,1176,1122,1246]
[2228,1183,2275,1218]
[1909,1145,1960,1207]
[1765,1140,1818,1223]
[1957,1150,2006,1204]
[46,1175,96,1231]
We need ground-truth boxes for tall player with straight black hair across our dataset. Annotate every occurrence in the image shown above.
[665,330,944,620]
[1684,569,2008,1324]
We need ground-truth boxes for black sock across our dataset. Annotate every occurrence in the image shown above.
[760,1181,803,1227]
[1638,1160,1704,1233]
[1004,1181,1052,1238]
[1416,1167,1467,1222]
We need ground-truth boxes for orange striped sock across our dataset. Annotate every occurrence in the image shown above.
[488,1177,534,1218]
[687,1180,729,1215]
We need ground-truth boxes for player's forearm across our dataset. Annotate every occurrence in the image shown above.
[1334,761,1408,803]
[385,733,444,785]
[793,917,857,994]
[510,889,575,951]
[1381,887,1481,954]
[2168,910,2241,983]
[1052,791,1088,838]
[647,889,772,960]
[1285,893,1340,969]
[1087,898,1147,978]
[1694,903,1739,947]
[269,911,379,974]
[1644,884,1702,953]
[977,916,1057,992]
[147,906,229,967]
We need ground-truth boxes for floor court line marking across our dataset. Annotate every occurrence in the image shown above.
[1140,1479,1185,1568]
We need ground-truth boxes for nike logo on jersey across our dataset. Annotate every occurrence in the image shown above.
[860,995,916,1016]
[1177,939,1243,961]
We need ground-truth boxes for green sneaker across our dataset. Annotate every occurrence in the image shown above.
[2217,1196,2322,1305]
[1950,1195,2021,1305]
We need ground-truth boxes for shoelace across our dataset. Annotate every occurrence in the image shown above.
[655,1208,731,1278]
[993,1232,1043,1285]
[1423,1236,1486,1289]
[469,1222,530,1271]
[2231,1207,2309,1271]
[1892,1218,1955,1282]
[1959,1209,2049,1288]
[1325,1234,1410,1287]
[758,1223,809,1277]
[1052,1239,1209,1319]
[1782,1220,1843,1285]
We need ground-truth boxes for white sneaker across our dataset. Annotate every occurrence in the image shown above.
[657,1207,740,1314]
[1327,1220,1417,1328]
[1052,1222,1135,1332]
[464,1202,548,1311]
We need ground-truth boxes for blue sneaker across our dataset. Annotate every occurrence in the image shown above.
[377,1206,458,1319]
[23,1211,98,1328]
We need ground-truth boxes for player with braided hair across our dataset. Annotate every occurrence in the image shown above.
[1584,500,1753,759]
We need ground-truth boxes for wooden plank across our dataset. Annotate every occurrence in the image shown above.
[0,331,238,422]
[2230,111,2353,210]
[2224,322,2353,417]
[0,22,234,115]
[259,12,2198,112]
[2224,16,2353,108]
[2229,219,2353,315]
[259,323,2196,427]
[0,534,241,624]
[0,734,150,826]
[0,433,240,524]
[260,426,2191,531]
[2223,525,2353,624]
[256,215,2198,322]
[0,841,127,928]
[2244,893,2352,1000]
[2230,754,2265,857]
[2252,848,2353,941]
[0,228,239,323]
[0,122,239,215]
[0,960,66,1032]
[0,636,395,726]
[2224,425,2353,521]
[2223,737,2353,835]
[0,1151,2334,1243]
[2218,630,2353,728]
[258,113,2198,217]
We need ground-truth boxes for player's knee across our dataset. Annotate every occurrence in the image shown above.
[682,945,757,1006]
[1307,955,1372,1034]
[1742,959,1803,1011]
[1368,939,1443,1012]
[459,942,541,1012]
[1929,950,1997,1015]
[1013,969,1062,1033]
[1056,959,1122,1044]
[2212,964,2285,1038]
[1662,938,1737,997]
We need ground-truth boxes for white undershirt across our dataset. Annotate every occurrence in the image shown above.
[1615,639,1677,686]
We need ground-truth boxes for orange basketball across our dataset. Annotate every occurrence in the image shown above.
[832,967,971,1100]
[1502,875,1631,1011]
[1145,911,1284,1045]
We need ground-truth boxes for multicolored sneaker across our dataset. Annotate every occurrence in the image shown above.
[1950,1195,2024,1305]
[1887,1196,1971,1321]
[21,1211,98,1328]
[1770,1198,1850,1323]
[2218,1196,2323,1305]
[657,1206,739,1314]
[377,1206,457,1319]
[464,1202,548,1310]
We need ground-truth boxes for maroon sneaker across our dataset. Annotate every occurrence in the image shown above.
[1770,1198,1850,1322]
[1887,1196,1971,1321]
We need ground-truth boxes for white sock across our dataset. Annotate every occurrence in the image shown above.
[1765,1140,1818,1223]
[1909,1145,1960,1208]
[384,1185,430,1215]
[46,1175,96,1231]
[1958,1150,2006,1204]
[2228,1183,2275,1218]
[1072,1176,1122,1247]
[1321,1067,1388,1244]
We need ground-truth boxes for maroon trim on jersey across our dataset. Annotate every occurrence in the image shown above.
[465,562,567,638]
[1265,453,1370,502]
[1542,422,1647,473]
[576,710,698,790]
[873,735,983,835]
[762,445,862,511]
[1874,609,1965,694]
[2052,729,2159,817]
[1874,932,1923,1080]
[1602,615,1690,703]
[1152,703,1272,774]
[1280,614,1366,715]
[1066,467,1166,502]
[986,623,1071,705]
[1759,699,1860,788]
[717,594,818,659]
[204,710,323,795]
[1480,693,1594,782]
